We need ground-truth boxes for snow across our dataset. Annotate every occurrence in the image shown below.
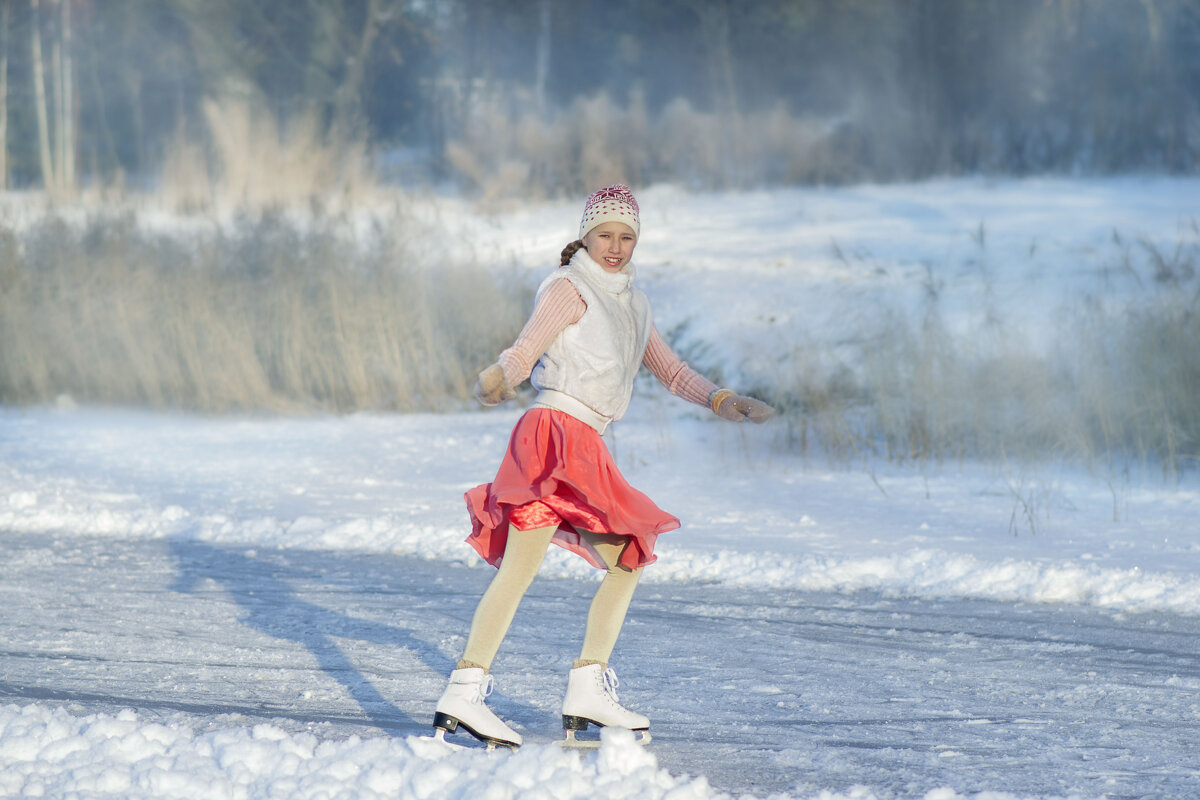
[437,175,1200,388]
[0,705,711,800]
[2,176,1200,799]
[4,408,1198,617]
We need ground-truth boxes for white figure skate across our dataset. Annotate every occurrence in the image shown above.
[432,667,522,749]
[560,664,651,747]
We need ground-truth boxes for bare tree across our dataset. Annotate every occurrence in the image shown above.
[690,0,740,183]
[0,0,9,189]
[695,0,738,120]
[59,0,74,189]
[331,0,402,142]
[30,0,55,190]
[50,0,62,188]
[534,0,550,113]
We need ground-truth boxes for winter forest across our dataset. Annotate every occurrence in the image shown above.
[1,0,1198,194]
[3,2,1200,799]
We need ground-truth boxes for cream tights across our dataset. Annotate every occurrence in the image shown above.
[458,524,643,671]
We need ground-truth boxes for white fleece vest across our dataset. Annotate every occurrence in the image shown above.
[531,249,653,433]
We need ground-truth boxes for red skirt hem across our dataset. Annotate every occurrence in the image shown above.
[464,408,680,570]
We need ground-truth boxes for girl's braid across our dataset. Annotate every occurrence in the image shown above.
[560,239,584,266]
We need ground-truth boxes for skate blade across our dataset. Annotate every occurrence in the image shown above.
[559,729,651,748]
[430,722,519,751]
[558,729,601,749]
[428,728,467,750]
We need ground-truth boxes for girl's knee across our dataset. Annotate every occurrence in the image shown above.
[497,555,545,590]
[498,523,556,586]
[604,563,642,584]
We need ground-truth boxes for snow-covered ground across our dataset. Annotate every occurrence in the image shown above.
[2,176,1199,798]
[436,175,1200,388]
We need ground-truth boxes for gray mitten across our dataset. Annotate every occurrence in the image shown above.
[713,390,774,423]
[474,363,516,406]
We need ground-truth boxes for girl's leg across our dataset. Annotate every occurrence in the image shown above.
[458,523,558,671]
[575,531,643,668]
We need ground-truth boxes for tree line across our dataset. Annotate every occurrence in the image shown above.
[0,0,1196,194]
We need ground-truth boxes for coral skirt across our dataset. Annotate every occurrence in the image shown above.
[464,408,680,570]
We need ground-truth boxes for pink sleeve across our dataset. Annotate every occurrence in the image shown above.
[642,326,720,408]
[496,278,586,387]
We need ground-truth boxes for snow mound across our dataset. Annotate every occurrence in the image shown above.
[0,704,719,800]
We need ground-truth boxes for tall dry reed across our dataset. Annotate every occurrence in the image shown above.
[443,90,848,203]
[161,97,378,216]
[0,211,531,413]
[740,233,1200,477]
[3,207,1195,476]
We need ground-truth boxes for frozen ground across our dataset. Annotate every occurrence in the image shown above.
[2,176,1199,798]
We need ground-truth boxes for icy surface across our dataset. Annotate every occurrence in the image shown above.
[3,177,1200,798]
[2,531,1199,799]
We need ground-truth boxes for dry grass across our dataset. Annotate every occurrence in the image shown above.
[745,235,1200,477]
[3,89,1196,476]
[0,211,531,414]
[161,97,379,216]
[2,205,1195,477]
[1,95,529,415]
[444,90,851,202]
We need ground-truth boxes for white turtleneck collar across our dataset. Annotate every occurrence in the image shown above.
[569,248,636,295]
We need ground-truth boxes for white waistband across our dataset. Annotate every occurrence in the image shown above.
[533,390,612,434]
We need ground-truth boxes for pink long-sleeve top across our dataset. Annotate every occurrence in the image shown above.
[497,277,718,409]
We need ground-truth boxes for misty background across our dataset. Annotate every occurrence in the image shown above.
[1,0,1197,474]
[1,0,1197,197]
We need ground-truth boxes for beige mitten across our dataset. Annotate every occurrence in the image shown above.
[711,389,774,423]
[474,363,516,406]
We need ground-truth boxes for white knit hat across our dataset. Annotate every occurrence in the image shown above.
[579,184,640,241]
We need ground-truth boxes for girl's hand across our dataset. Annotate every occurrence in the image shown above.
[475,363,516,406]
[714,391,774,423]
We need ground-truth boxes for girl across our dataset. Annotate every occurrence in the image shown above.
[433,185,773,749]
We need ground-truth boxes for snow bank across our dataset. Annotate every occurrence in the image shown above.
[0,703,720,800]
[5,446,1200,618]
[0,703,1048,800]
[645,547,1200,616]
[3,403,1199,619]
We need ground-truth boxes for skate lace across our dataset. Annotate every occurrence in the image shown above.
[476,674,495,704]
[603,668,621,703]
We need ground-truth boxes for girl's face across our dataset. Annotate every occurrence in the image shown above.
[582,222,637,273]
